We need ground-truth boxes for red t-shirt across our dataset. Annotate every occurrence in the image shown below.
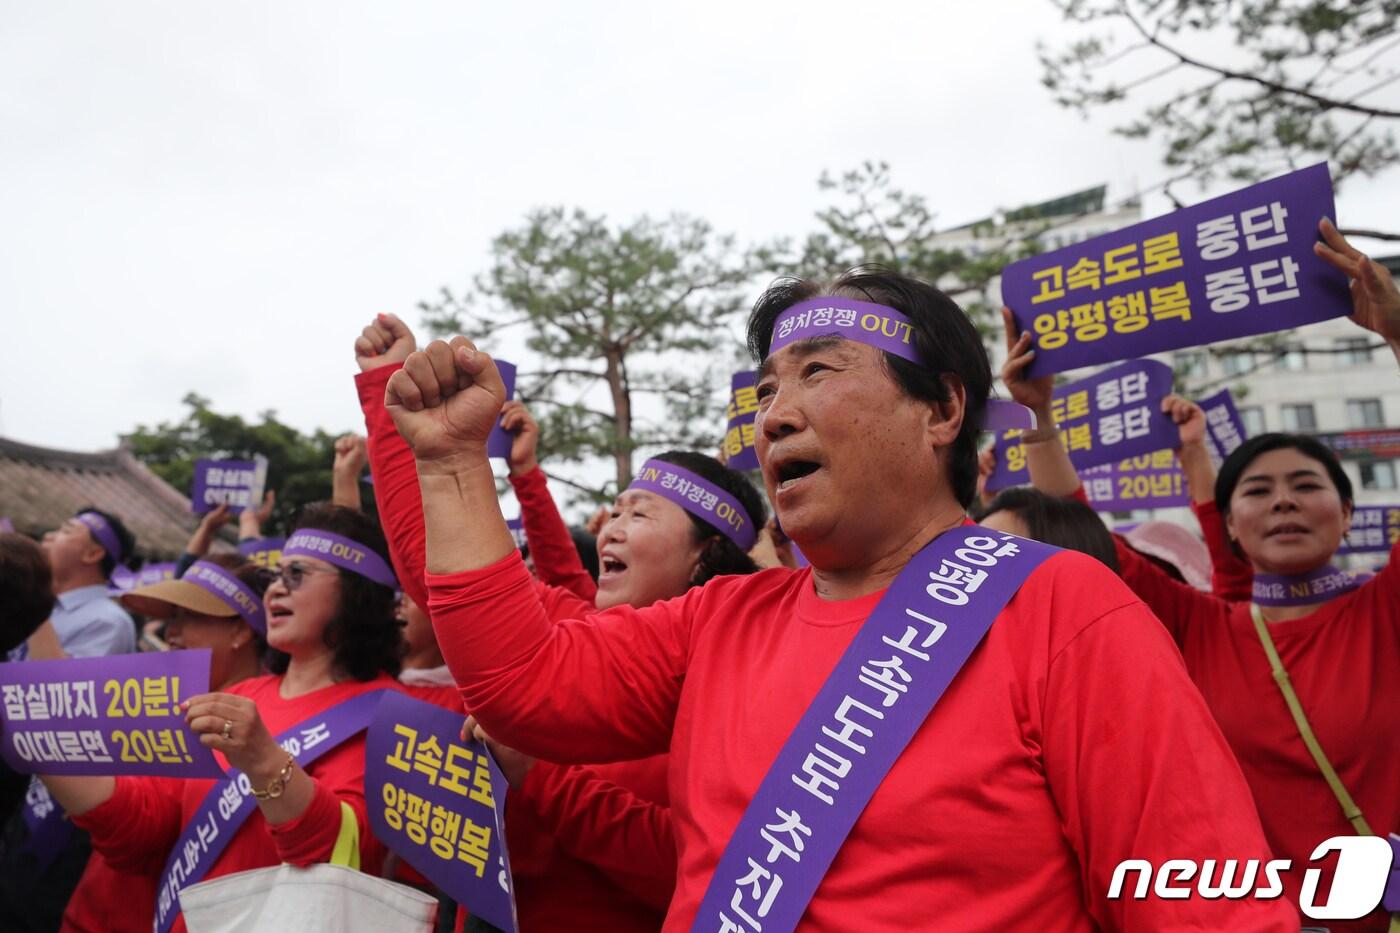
[71,674,398,933]
[359,365,675,931]
[61,855,157,933]
[1115,537,1400,931]
[427,547,1299,931]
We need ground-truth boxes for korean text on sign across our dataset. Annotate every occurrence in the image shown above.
[724,371,760,471]
[190,457,267,514]
[365,691,516,933]
[986,359,1178,491]
[1338,506,1400,555]
[1004,163,1351,375]
[0,650,223,778]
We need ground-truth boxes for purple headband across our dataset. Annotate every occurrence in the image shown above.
[628,459,758,551]
[75,511,124,565]
[182,560,267,635]
[1252,564,1363,607]
[768,297,926,366]
[282,529,398,589]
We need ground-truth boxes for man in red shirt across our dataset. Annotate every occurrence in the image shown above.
[387,268,1298,930]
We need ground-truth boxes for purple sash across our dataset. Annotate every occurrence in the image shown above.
[1251,564,1363,607]
[151,689,389,933]
[693,525,1056,931]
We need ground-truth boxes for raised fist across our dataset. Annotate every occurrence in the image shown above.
[1161,394,1207,449]
[499,400,540,477]
[385,337,509,472]
[333,434,368,477]
[355,313,417,372]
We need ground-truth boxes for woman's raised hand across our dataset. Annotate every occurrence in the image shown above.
[385,337,509,472]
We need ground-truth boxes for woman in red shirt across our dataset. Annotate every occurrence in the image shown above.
[1006,220,1400,931]
[355,312,768,931]
[39,503,404,933]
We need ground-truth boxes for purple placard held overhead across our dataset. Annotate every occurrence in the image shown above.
[487,360,518,460]
[987,359,1178,490]
[189,456,268,514]
[1338,506,1400,555]
[0,651,223,778]
[505,516,526,551]
[723,371,760,471]
[982,400,1037,432]
[1004,164,1351,375]
[1198,388,1249,468]
[1079,452,1189,511]
[366,691,517,932]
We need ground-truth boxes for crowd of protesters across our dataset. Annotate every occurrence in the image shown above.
[0,217,1395,932]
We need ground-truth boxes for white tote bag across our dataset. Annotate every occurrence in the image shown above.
[179,863,438,933]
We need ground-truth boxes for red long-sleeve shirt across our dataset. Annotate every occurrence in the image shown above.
[1191,499,1255,600]
[358,365,675,930]
[1114,537,1400,932]
[70,674,397,933]
[426,543,1299,931]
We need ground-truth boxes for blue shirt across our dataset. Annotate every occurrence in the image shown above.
[50,585,136,658]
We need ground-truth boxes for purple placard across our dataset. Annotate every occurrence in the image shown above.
[1338,505,1400,555]
[107,565,140,595]
[1005,164,1351,375]
[987,359,1178,490]
[1080,452,1188,511]
[0,517,13,534]
[1198,388,1249,468]
[629,459,758,550]
[237,536,285,569]
[487,360,518,460]
[1384,834,1400,911]
[982,400,1037,432]
[0,650,222,777]
[505,516,526,551]
[365,691,516,932]
[769,297,925,365]
[138,562,178,588]
[723,371,760,471]
[189,456,268,514]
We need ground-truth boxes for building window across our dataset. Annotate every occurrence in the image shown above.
[1276,345,1307,371]
[1347,398,1384,429]
[1221,351,1253,376]
[1240,407,1266,436]
[1360,460,1398,490]
[1174,351,1207,380]
[1336,337,1373,366]
[1280,404,1317,432]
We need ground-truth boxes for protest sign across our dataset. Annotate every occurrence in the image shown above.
[723,371,760,471]
[487,360,518,460]
[1338,506,1400,555]
[0,650,223,778]
[505,517,526,551]
[1316,428,1400,461]
[237,536,285,569]
[1198,388,1249,467]
[190,456,268,514]
[1004,164,1351,375]
[138,562,178,587]
[366,691,516,933]
[1080,451,1189,511]
[108,565,140,595]
[0,518,13,533]
[986,359,1177,490]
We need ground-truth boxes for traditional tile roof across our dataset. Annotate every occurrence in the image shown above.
[0,436,201,560]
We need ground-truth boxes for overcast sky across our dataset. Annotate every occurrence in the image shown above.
[4,1,1398,459]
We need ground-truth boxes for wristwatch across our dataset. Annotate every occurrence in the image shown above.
[252,754,297,800]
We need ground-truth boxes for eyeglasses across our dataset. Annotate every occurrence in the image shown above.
[258,561,337,593]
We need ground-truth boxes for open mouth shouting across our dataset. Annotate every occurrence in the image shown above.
[772,454,823,497]
[599,550,629,585]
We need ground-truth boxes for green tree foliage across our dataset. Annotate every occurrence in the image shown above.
[419,207,765,502]
[789,161,1046,340]
[122,393,353,534]
[1040,0,1400,206]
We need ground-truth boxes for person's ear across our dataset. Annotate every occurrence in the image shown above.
[925,374,966,450]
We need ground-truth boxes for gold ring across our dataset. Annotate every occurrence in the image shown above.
[221,719,233,740]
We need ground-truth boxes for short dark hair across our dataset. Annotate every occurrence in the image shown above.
[746,266,992,507]
[974,487,1119,573]
[653,450,768,586]
[1215,433,1353,519]
[0,533,55,653]
[266,503,402,681]
[76,506,136,577]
